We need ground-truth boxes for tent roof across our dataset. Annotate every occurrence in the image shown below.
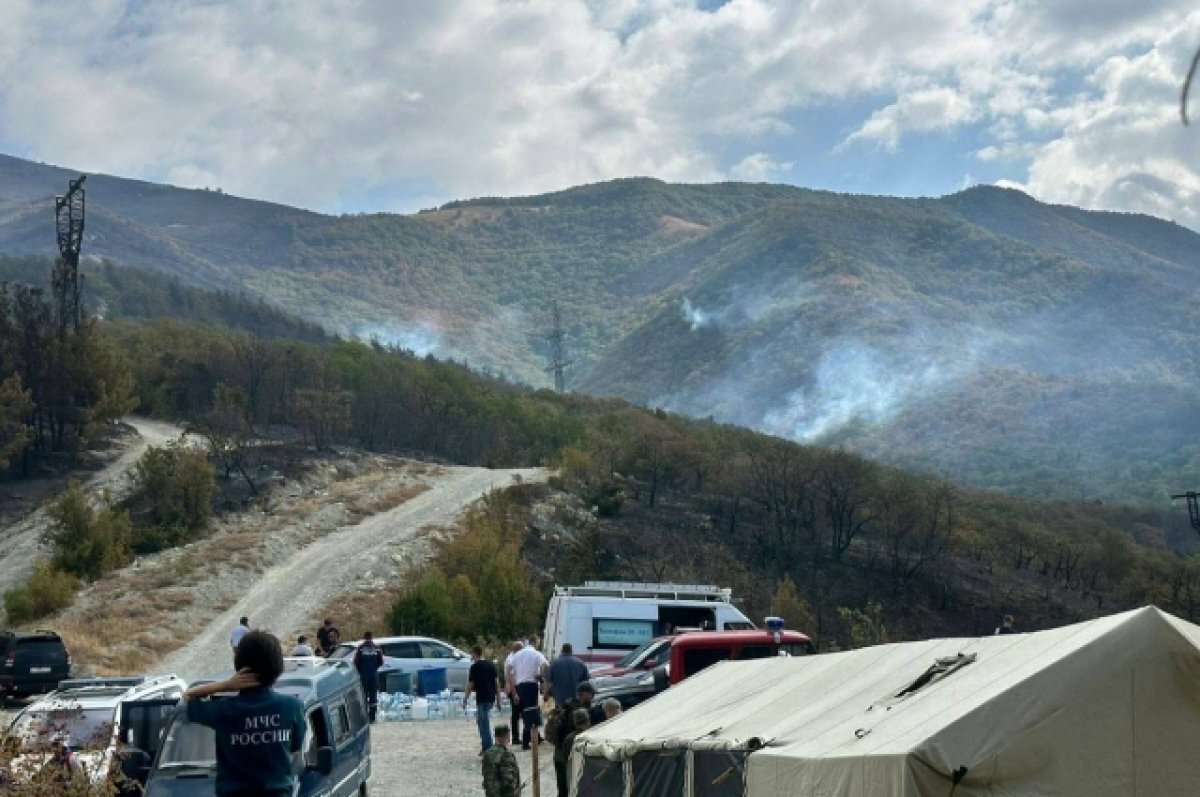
[579,606,1200,767]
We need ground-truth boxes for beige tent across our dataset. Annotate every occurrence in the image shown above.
[573,606,1200,797]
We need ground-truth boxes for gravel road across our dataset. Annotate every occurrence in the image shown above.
[159,466,546,681]
[369,716,557,797]
[0,417,185,602]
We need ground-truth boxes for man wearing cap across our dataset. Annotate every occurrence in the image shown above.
[483,724,521,797]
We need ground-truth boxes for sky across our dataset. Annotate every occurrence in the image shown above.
[2,0,1199,226]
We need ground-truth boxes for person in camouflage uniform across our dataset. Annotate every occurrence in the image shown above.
[483,724,521,797]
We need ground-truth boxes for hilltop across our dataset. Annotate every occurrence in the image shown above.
[3,154,1199,503]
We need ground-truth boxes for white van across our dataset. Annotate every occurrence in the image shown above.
[541,581,755,666]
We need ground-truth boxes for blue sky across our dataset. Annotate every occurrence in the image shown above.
[2,1,1198,227]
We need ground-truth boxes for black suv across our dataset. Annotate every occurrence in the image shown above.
[0,630,71,698]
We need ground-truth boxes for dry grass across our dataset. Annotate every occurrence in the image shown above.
[30,453,444,677]
[54,613,190,675]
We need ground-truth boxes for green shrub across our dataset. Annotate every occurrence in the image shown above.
[43,482,132,580]
[134,442,216,546]
[4,560,78,623]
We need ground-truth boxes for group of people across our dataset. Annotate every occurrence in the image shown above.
[229,616,343,659]
[215,623,625,797]
[466,638,623,797]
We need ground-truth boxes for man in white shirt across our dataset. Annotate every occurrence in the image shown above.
[504,641,523,744]
[510,637,549,749]
[229,616,250,658]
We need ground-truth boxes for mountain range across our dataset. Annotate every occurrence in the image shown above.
[2,152,1198,504]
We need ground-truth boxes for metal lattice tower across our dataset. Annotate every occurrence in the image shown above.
[545,301,572,394]
[52,175,87,336]
[1171,491,1200,536]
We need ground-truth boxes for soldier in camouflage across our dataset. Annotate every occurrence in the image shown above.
[483,724,521,797]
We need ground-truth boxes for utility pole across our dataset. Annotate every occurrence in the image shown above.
[545,301,572,394]
[52,175,87,337]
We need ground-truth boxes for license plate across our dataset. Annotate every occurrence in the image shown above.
[29,667,51,674]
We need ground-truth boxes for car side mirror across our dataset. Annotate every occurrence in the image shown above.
[652,666,669,693]
[454,651,465,660]
[314,746,334,776]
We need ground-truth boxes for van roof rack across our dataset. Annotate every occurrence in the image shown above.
[57,674,182,692]
[555,582,733,602]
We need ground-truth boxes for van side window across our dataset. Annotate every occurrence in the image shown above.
[330,702,352,747]
[736,645,778,661]
[346,688,368,731]
[304,708,330,767]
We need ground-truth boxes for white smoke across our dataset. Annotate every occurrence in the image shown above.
[351,320,441,356]
[762,339,974,441]
[681,298,715,330]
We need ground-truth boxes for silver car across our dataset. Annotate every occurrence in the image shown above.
[330,635,472,691]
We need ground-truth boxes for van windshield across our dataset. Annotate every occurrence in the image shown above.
[158,720,216,768]
[11,707,114,752]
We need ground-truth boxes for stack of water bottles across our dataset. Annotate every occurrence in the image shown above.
[377,688,502,722]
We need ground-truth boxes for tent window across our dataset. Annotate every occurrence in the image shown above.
[631,750,686,797]
[693,751,748,797]
[578,756,625,797]
[894,653,976,699]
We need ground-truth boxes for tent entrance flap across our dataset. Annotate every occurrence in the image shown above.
[693,750,748,797]
[631,750,687,797]
[578,755,625,797]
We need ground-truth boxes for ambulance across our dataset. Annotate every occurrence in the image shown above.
[541,581,755,666]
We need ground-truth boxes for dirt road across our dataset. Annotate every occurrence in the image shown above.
[160,466,546,681]
[0,418,185,603]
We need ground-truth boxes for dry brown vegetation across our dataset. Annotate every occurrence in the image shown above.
[28,453,436,676]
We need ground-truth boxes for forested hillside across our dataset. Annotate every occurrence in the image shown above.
[3,295,1197,643]
[3,154,1199,504]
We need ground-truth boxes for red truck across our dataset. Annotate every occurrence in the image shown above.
[592,623,812,707]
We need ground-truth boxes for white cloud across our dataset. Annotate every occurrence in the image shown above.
[840,86,975,151]
[728,152,793,181]
[0,0,1197,224]
[1012,14,1200,228]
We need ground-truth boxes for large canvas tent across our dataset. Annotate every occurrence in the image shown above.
[573,607,1200,796]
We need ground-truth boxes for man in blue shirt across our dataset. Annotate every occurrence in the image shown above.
[184,630,306,797]
[353,631,384,722]
[547,643,589,708]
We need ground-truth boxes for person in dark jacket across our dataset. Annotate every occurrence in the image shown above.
[184,631,306,797]
[353,631,384,722]
[554,709,591,797]
[316,618,339,656]
[547,643,589,707]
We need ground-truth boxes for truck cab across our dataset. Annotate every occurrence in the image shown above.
[594,621,812,707]
[662,627,813,686]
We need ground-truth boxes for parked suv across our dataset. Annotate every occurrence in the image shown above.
[2,674,186,792]
[330,635,472,690]
[0,630,71,698]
